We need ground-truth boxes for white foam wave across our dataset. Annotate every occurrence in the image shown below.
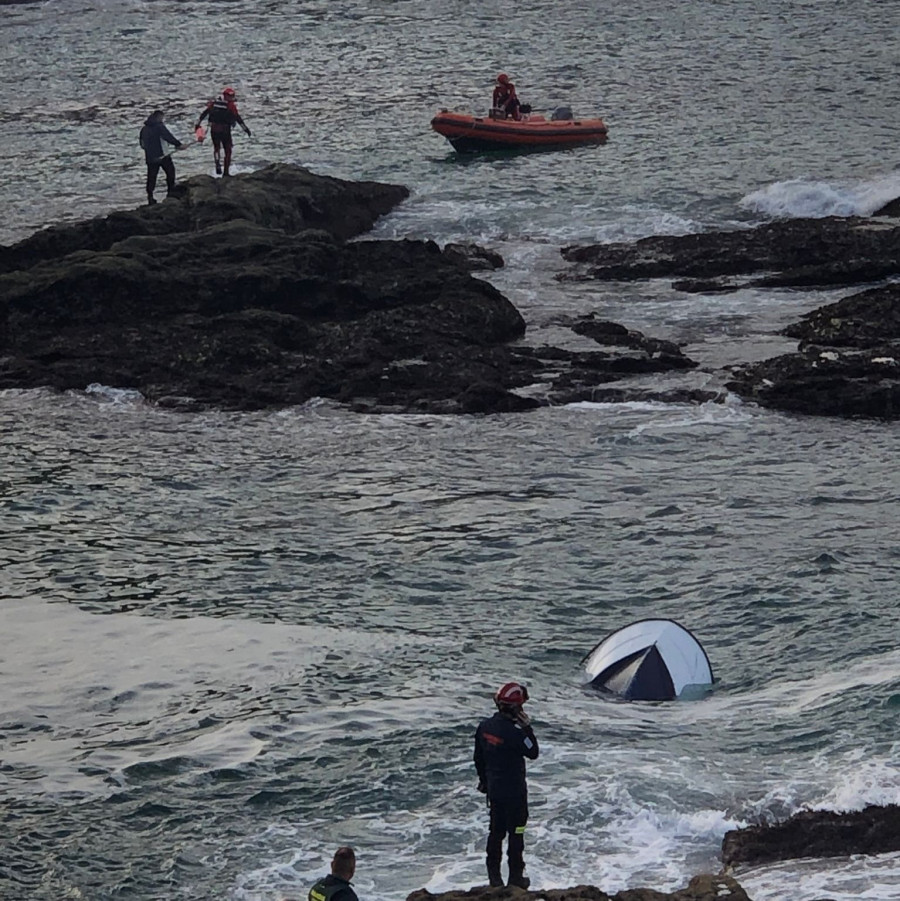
[740,851,900,901]
[740,172,900,219]
[567,394,754,430]
[732,648,900,719]
[371,196,703,247]
[640,647,900,731]
[585,205,702,245]
[84,383,146,405]
[815,752,900,812]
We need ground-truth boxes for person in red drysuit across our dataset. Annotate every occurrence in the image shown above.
[492,73,522,120]
[195,86,251,176]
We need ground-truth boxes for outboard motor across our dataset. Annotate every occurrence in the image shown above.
[551,106,574,121]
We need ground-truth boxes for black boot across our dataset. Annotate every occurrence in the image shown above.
[507,872,530,889]
[486,861,503,887]
[147,195,156,205]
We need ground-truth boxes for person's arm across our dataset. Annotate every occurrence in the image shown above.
[473,728,487,791]
[521,725,538,759]
[159,124,178,146]
[195,106,210,129]
[161,124,187,150]
[515,712,538,759]
[235,111,251,137]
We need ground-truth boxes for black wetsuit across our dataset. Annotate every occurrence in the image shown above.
[139,116,180,203]
[308,874,358,901]
[474,711,539,885]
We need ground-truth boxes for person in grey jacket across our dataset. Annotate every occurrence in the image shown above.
[139,110,185,205]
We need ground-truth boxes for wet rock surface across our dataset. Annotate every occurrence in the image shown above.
[407,805,900,900]
[722,803,900,868]
[724,281,900,418]
[407,874,751,901]
[6,162,899,418]
[0,164,698,414]
[559,216,900,289]
[560,210,900,419]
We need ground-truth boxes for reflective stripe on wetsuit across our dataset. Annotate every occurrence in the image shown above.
[308,877,354,901]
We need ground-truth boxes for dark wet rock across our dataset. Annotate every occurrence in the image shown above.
[0,220,528,414]
[407,873,751,901]
[562,211,900,419]
[508,314,705,405]
[873,196,900,218]
[506,321,703,407]
[671,278,741,295]
[0,163,701,415]
[568,315,698,371]
[442,242,505,271]
[722,803,900,868]
[560,216,900,290]
[782,283,900,348]
[0,163,410,275]
[563,386,721,405]
[725,282,900,419]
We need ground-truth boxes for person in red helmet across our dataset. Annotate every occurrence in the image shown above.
[492,73,522,120]
[194,86,251,177]
[473,681,539,888]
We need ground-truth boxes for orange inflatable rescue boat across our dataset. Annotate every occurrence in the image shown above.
[431,107,608,153]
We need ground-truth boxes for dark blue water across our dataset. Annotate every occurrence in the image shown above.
[3,2,900,900]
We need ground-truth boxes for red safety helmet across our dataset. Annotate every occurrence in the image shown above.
[223,86,236,99]
[496,73,510,85]
[494,681,529,707]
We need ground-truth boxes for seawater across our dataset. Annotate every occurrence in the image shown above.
[2,2,900,900]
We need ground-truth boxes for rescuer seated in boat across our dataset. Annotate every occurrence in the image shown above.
[491,73,524,120]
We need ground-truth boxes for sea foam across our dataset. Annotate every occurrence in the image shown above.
[740,172,900,219]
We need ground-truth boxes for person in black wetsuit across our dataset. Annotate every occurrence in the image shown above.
[194,86,251,176]
[308,846,359,901]
[139,110,185,205]
[474,681,539,889]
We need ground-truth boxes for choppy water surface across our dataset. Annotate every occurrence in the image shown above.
[2,2,900,900]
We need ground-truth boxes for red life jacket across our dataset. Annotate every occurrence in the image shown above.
[493,82,517,109]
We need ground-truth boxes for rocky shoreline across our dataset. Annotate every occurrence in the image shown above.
[5,162,898,417]
[0,164,702,414]
[404,804,900,901]
[560,211,900,420]
[4,168,900,896]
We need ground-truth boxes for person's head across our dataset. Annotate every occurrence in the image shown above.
[496,73,510,85]
[331,846,355,881]
[150,109,165,122]
[223,86,236,101]
[494,681,528,716]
